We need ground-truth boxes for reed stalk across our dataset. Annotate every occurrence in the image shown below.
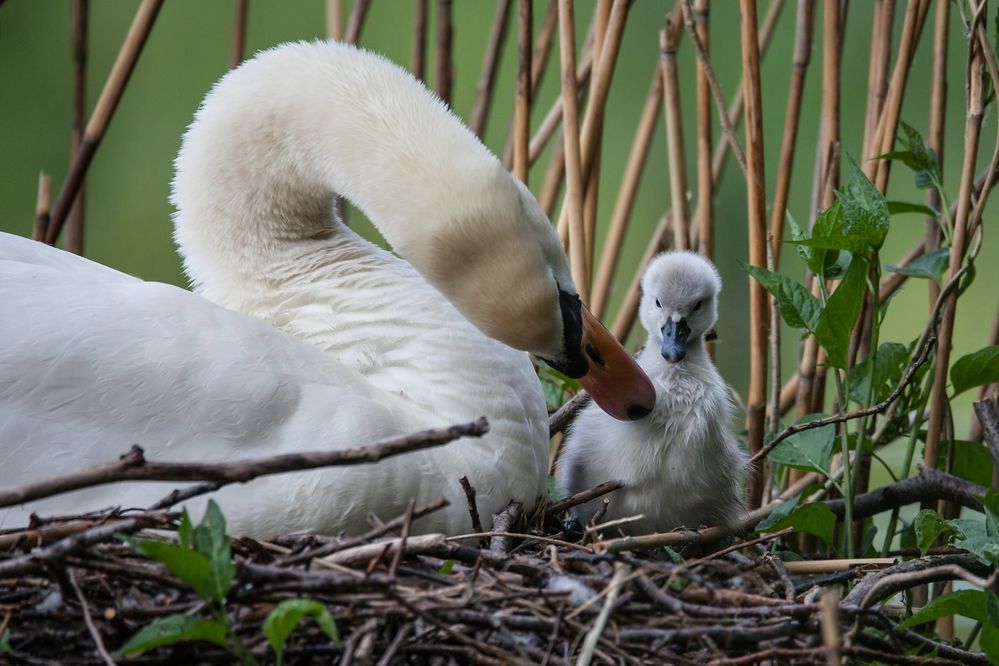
[66,0,88,256]
[693,0,712,258]
[660,21,689,253]
[326,0,343,40]
[590,69,662,319]
[539,135,566,218]
[344,0,372,45]
[740,0,769,510]
[925,0,949,308]
[469,0,513,138]
[861,0,895,159]
[557,0,589,301]
[968,305,999,442]
[435,0,453,106]
[514,0,531,184]
[32,172,51,243]
[768,0,814,262]
[45,0,163,246]
[230,0,248,69]
[413,0,428,80]
[583,0,611,272]
[611,216,673,341]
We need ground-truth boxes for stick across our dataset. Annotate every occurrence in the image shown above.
[557,0,589,301]
[861,0,895,159]
[972,400,999,471]
[68,568,117,666]
[693,0,712,257]
[0,419,488,509]
[45,0,163,246]
[230,0,248,69]
[469,0,512,138]
[824,467,987,521]
[344,0,371,45]
[924,0,949,308]
[435,0,453,106]
[549,390,590,437]
[545,480,621,516]
[32,171,51,242]
[660,20,689,252]
[458,475,485,535]
[66,0,88,256]
[740,0,769,510]
[489,502,522,554]
[782,558,895,575]
[610,214,672,342]
[412,0,427,80]
[844,554,994,607]
[514,0,531,184]
[322,533,444,567]
[577,563,627,666]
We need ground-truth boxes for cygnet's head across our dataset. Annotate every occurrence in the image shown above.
[639,251,721,363]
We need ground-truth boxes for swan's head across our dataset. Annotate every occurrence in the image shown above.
[412,174,655,421]
[639,251,721,363]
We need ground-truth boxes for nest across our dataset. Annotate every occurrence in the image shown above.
[0,497,989,666]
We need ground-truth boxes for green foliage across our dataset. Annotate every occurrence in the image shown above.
[537,365,581,411]
[118,615,229,657]
[846,342,909,406]
[913,509,955,556]
[761,502,836,546]
[741,263,821,330]
[897,589,999,663]
[263,600,339,666]
[438,559,455,575]
[930,439,995,487]
[815,255,869,368]
[912,495,999,567]
[879,122,942,191]
[886,201,939,217]
[755,495,800,532]
[767,416,834,475]
[886,248,949,283]
[950,345,999,396]
[837,156,890,250]
[0,628,10,654]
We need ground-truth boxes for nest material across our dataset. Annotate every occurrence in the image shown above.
[0,504,989,666]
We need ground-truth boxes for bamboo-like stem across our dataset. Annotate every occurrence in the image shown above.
[435,0,453,106]
[693,0,712,258]
[861,0,895,159]
[513,0,531,184]
[590,70,662,319]
[582,0,611,274]
[768,0,814,262]
[923,35,985,481]
[660,22,690,253]
[611,216,673,342]
[413,0,428,80]
[344,0,371,44]
[326,0,343,40]
[469,0,513,138]
[32,172,51,243]
[820,0,840,209]
[66,0,88,256]
[925,0,949,309]
[230,0,248,69]
[45,0,163,246]
[740,0,769,511]
[527,52,593,166]
[557,0,589,301]
[968,305,999,442]
[869,0,932,190]
[539,135,566,218]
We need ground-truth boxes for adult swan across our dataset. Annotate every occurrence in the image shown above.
[0,42,654,537]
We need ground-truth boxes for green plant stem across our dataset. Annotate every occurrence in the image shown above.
[966,620,983,649]
[880,366,936,556]
[819,279,854,558]
[850,257,882,524]
[933,176,955,246]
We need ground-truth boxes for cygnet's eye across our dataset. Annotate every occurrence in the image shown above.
[693,300,702,312]
[655,298,661,309]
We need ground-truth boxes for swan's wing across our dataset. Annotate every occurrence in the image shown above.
[0,234,410,530]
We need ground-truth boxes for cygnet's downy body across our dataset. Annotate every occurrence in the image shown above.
[559,252,747,535]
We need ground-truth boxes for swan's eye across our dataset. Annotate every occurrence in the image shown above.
[655,298,661,309]
[693,300,702,312]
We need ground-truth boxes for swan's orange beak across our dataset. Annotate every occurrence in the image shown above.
[577,306,656,421]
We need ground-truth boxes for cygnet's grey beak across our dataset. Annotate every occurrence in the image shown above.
[661,317,690,363]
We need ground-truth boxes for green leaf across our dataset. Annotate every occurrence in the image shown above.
[767,503,836,545]
[263,599,339,666]
[742,263,822,331]
[837,156,890,250]
[886,201,939,217]
[786,211,812,266]
[664,547,685,564]
[768,414,834,475]
[192,501,235,601]
[438,559,455,575]
[126,537,215,601]
[913,509,955,555]
[0,628,10,655]
[755,494,801,532]
[886,248,949,283]
[815,256,869,368]
[950,345,999,396]
[846,342,909,406]
[117,614,228,656]
[984,594,999,663]
[897,589,991,630]
[949,518,999,566]
[933,439,996,488]
[177,510,193,549]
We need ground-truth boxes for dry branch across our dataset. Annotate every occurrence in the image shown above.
[230,0,248,69]
[435,0,453,105]
[66,0,88,255]
[469,0,512,138]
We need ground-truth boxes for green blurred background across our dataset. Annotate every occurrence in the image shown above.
[1,0,996,435]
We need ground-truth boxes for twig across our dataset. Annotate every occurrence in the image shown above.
[820,588,841,666]
[32,171,51,242]
[549,390,591,437]
[458,475,484,535]
[0,419,489,508]
[230,0,248,69]
[782,558,895,575]
[844,554,995,607]
[344,0,371,45]
[66,0,88,255]
[660,19,690,252]
[389,499,416,576]
[973,399,999,469]
[412,0,427,80]
[67,568,117,666]
[323,534,444,567]
[326,0,342,40]
[693,0,712,256]
[513,0,531,184]
[435,0,453,105]
[469,0,512,138]
[490,502,522,554]
[824,467,987,520]
[45,0,164,246]
[577,563,627,666]
[545,480,621,516]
